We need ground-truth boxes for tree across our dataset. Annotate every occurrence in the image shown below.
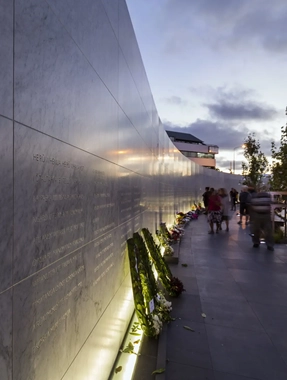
[270,125,287,190]
[241,133,268,189]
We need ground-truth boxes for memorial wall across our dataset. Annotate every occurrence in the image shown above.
[0,0,239,379]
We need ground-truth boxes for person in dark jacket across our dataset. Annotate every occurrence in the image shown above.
[202,187,211,214]
[230,188,238,211]
[249,191,274,251]
[238,186,251,224]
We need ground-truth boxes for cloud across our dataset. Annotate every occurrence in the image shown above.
[196,86,279,121]
[163,86,279,153]
[232,7,287,53]
[189,86,255,101]
[215,156,234,172]
[212,87,256,102]
[164,96,186,105]
[205,101,278,121]
[162,0,287,53]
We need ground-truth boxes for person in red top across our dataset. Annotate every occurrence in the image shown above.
[207,188,222,234]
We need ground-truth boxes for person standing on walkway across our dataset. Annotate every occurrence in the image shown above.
[218,188,231,231]
[238,186,251,225]
[249,191,274,251]
[202,187,211,214]
[207,188,222,234]
[230,188,238,211]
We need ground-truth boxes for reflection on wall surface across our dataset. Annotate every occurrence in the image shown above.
[0,0,240,379]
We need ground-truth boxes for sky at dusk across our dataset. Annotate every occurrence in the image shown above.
[126,0,287,173]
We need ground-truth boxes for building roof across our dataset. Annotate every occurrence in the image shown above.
[166,130,204,144]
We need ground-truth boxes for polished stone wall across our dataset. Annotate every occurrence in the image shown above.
[0,0,240,379]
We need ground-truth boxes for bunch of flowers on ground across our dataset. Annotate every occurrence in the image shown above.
[141,228,185,297]
[156,223,175,256]
[176,210,199,225]
[127,238,157,337]
[152,314,162,335]
[156,292,173,323]
[158,210,200,253]
[127,232,174,337]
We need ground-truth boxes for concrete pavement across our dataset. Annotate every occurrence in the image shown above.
[132,210,287,380]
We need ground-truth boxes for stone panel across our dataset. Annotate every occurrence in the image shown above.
[118,107,145,173]
[102,0,119,38]
[61,274,134,380]
[13,124,119,282]
[118,51,147,137]
[14,0,119,163]
[0,117,13,292]
[0,0,13,118]
[118,171,145,224]
[13,248,87,380]
[47,0,120,99]
[119,0,147,98]
[91,167,119,241]
[0,290,12,380]
[13,227,129,380]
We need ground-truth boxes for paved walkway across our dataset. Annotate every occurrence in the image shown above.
[133,211,287,380]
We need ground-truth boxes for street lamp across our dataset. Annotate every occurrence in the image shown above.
[233,145,245,174]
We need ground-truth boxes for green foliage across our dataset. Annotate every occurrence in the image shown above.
[270,125,287,190]
[156,223,174,256]
[115,366,122,373]
[127,238,157,337]
[127,233,173,337]
[273,227,284,243]
[141,228,185,297]
[129,322,141,336]
[133,233,158,303]
[122,342,135,354]
[152,368,165,375]
[242,133,268,189]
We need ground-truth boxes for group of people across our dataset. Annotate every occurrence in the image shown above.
[202,187,231,234]
[202,186,274,251]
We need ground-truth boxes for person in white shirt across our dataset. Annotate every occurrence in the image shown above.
[218,188,231,231]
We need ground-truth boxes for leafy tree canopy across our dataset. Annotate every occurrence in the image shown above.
[270,125,287,191]
[241,133,268,189]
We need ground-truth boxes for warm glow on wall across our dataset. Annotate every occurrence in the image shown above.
[109,313,144,380]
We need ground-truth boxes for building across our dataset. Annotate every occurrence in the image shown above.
[166,130,219,169]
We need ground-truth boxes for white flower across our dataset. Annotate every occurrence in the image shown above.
[156,293,172,312]
[165,246,174,254]
[152,314,163,335]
